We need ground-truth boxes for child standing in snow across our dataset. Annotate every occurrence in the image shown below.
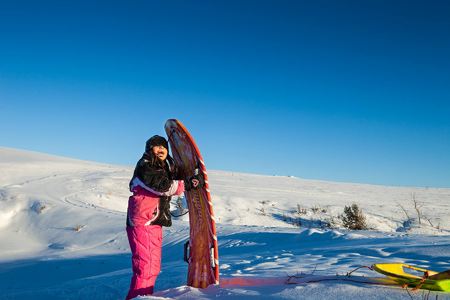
[125,135,203,300]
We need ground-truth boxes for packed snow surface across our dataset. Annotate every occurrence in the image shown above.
[0,147,449,299]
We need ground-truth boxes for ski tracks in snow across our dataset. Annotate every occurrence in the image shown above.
[3,168,130,216]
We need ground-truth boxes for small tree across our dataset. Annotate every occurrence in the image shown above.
[296,204,307,215]
[412,193,423,225]
[341,204,368,230]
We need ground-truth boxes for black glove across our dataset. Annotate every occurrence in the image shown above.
[184,170,205,191]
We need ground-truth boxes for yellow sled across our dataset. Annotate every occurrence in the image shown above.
[372,263,450,292]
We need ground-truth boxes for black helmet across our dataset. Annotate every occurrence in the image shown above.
[145,135,168,153]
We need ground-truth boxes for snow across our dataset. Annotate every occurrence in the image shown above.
[0,146,449,299]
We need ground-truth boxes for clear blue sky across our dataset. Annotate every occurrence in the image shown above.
[1,1,449,187]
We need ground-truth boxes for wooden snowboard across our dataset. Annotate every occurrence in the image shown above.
[164,119,219,288]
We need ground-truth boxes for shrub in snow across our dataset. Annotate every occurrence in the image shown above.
[171,196,188,217]
[31,201,47,214]
[327,216,342,229]
[341,204,368,230]
[296,204,307,215]
[73,224,86,232]
[258,206,266,216]
[175,196,184,212]
[311,206,320,214]
[258,200,268,216]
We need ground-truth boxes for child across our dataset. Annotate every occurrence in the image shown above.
[125,135,202,299]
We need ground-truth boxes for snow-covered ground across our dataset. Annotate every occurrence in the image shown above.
[0,147,449,299]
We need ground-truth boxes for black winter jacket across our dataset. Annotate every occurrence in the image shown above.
[129,153,176,227]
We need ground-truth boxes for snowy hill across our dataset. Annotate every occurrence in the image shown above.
[0,147,449,299]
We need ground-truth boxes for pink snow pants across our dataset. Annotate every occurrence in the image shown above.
[125,225,162,300]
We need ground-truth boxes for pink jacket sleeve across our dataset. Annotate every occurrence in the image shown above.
[161,180,185,196]
[173,180,185,196]
[130,178,185,196]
